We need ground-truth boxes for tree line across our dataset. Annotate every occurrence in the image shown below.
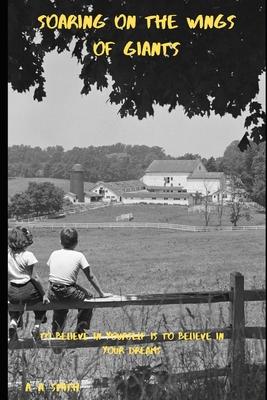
[9,143,218,181]
[8,141,265,206]
[8,144,168,181]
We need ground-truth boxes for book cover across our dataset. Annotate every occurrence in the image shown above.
[8,1,265,399]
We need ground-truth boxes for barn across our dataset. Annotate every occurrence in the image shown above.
[141,159,225,202]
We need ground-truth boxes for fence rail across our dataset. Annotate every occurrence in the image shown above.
[8,273,266,399]
[8,289,265,312]
[8,221,265,232]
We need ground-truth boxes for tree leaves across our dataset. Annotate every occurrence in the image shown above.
[8,0,265,135]
[242,101,266,148]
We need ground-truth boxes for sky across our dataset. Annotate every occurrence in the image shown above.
[8,51,265,159]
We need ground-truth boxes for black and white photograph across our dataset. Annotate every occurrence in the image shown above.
[8,1,265,399]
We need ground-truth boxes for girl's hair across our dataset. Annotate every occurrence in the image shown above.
[8,227,33,252]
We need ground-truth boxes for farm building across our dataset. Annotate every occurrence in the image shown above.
[87,161,226,206]
[90,180,146,203]
[141,160,225,202]
[65,164,107,204]
[64,190,102,204]
[64,173,146,205]
[121,190,193,205]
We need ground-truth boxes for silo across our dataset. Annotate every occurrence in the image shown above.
[70,164,84,202]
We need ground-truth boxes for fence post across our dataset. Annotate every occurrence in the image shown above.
[228,272,245,400]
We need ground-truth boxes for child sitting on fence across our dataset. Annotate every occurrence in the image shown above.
[8,227,49,340]
[47,228,111,336]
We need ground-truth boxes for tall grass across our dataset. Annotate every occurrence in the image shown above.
[8,296,265,400]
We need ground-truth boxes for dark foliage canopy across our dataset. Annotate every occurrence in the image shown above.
[9,0,265,143]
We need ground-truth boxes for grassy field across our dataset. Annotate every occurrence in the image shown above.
[57,203,265,226]
[30,228,265,294]
[26,227,265,339]
[8,227,265,397]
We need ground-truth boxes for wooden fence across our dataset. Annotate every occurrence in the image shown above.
[8,272,266,399]
[8,221,265,232]
[8,204,109,224]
